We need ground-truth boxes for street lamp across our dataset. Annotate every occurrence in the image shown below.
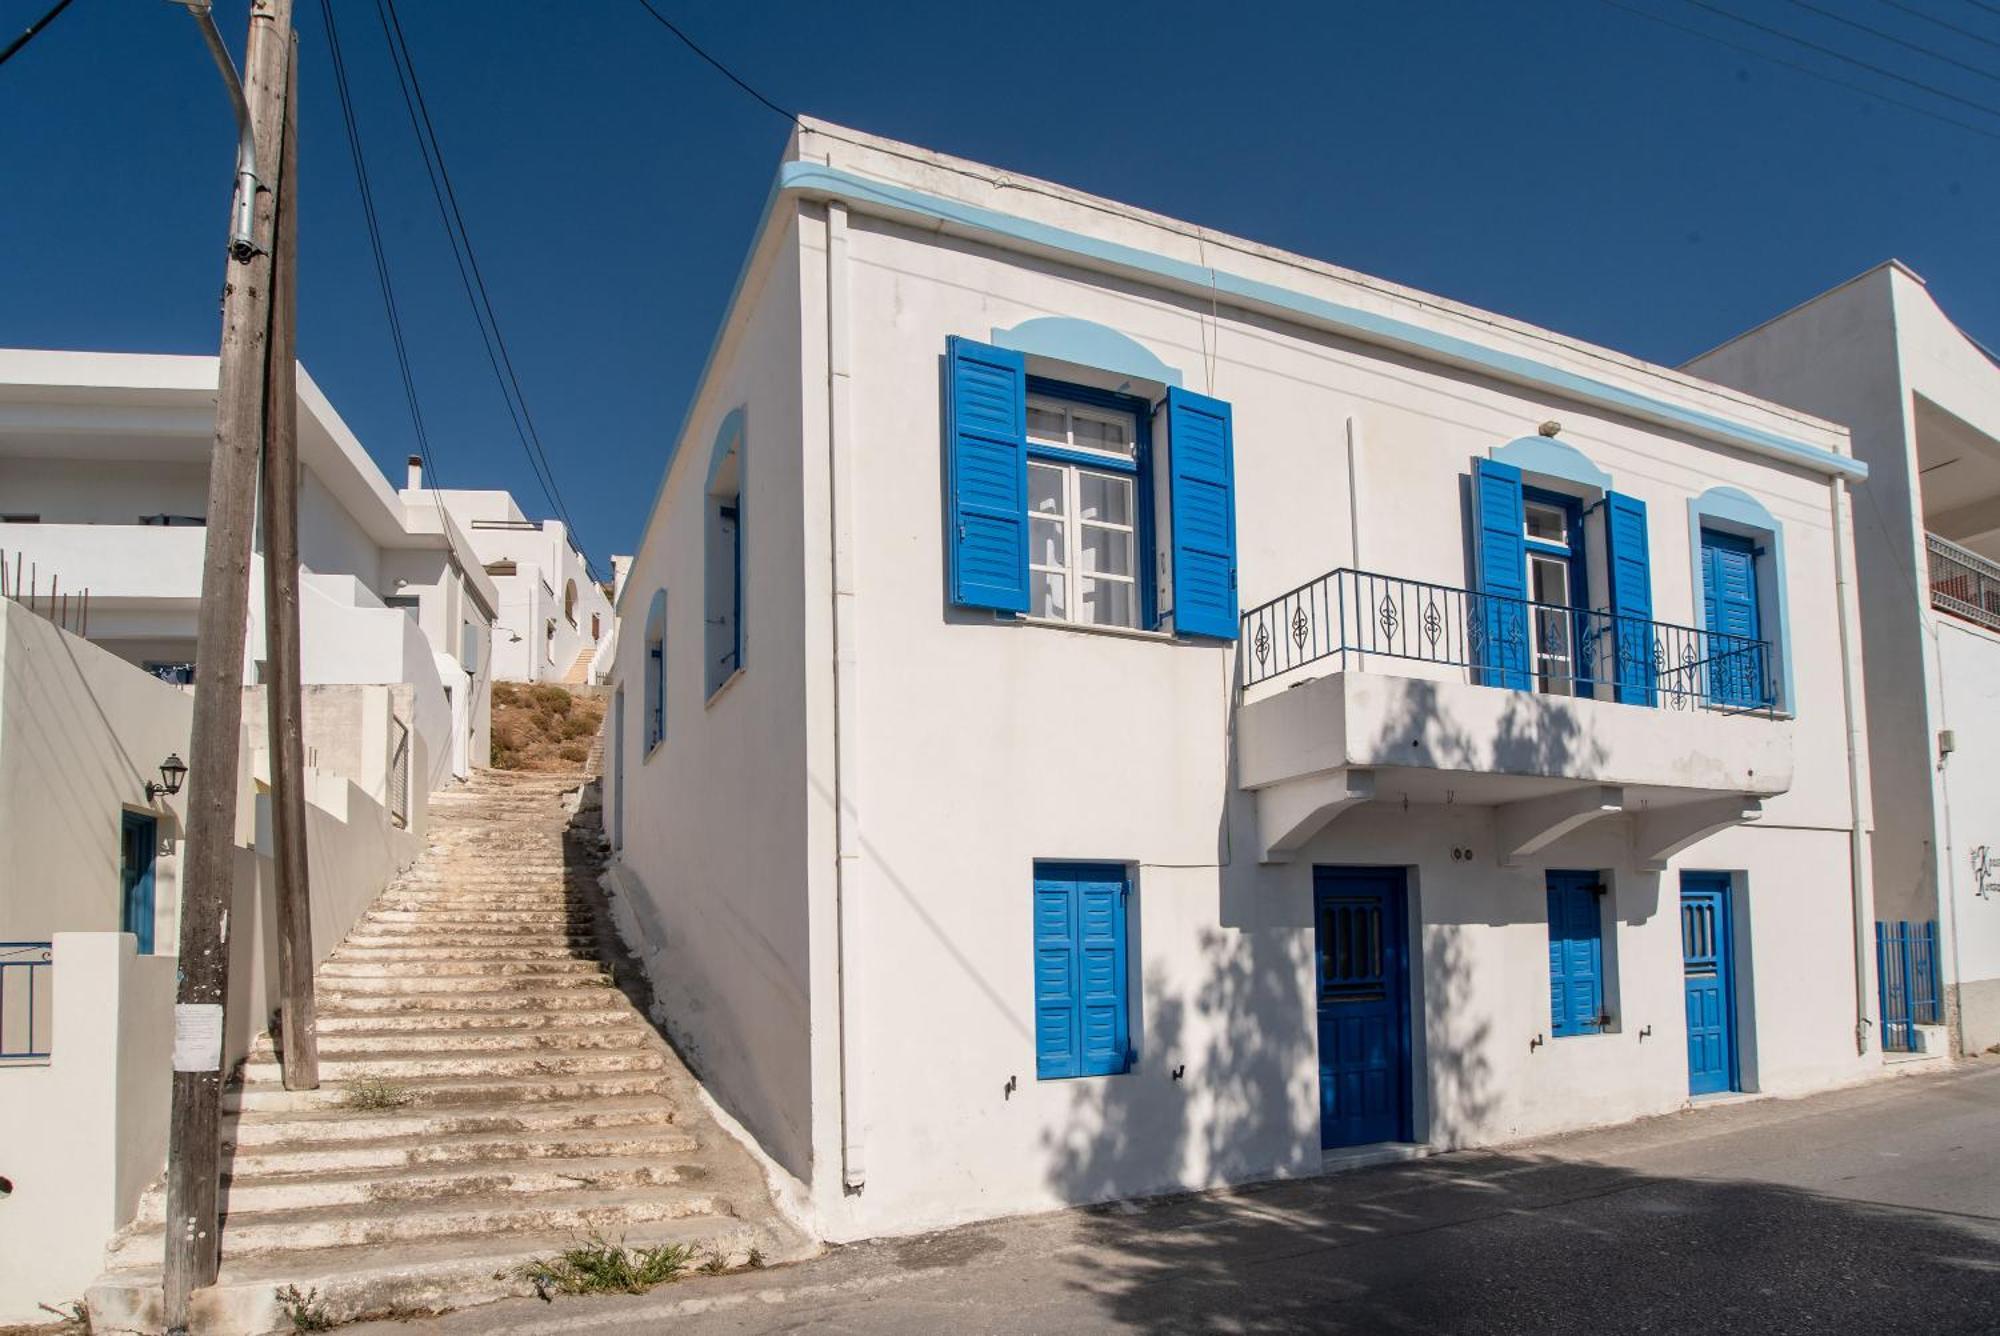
[145,752,189,801]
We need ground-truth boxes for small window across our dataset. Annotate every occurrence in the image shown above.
[143,661,196,685]
[1524,501,1569,547]
[564,579,578,627]
[643,591,667,750]
[382,594,420,621]
[484,560,517,577]
[139,514,205,527]
[1033,862,1132,1079]
[1547,871,1607,1037]
[591,612,602,642]
[460,621,480,672]
[1024,389,1143,630]
[706,418,744,698]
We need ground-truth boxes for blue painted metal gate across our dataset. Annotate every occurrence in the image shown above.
[1876,920,1942,1054]
[1681,873,1738,1096]
[1314,868,1411,1148]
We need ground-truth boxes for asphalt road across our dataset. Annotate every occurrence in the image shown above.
[357,1059,2000,1335]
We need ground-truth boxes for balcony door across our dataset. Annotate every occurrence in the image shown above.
[1523,492,1586,697]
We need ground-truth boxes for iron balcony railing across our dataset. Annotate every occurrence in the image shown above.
[1,942,53,1062]
[1927,532,2000,635]
[1240,567,1776,714]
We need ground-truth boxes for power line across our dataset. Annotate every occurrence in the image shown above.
[0,0,76,68]
[632,0,798,125]
[374,0,600,579]
[1872,0,2000,57]
[1785,0,2000,88]
[1595,0,2000,143]
[1677,0,2000,121]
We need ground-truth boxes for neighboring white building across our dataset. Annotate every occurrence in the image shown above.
[409,465,612,686]
[1688,262,2000,1057]
[0,350,495,788]
[602,122,1883,1242]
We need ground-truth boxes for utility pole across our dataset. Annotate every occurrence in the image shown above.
[162,2,293,1330]
[261,29,318,1094]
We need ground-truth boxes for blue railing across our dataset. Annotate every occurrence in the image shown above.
[1239,567,1776,713]
[0,942,53,1062]
[1877,920,1942,1054]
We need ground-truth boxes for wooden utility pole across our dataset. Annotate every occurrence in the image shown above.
[261,29,318,1093]
[163,2,293,1329]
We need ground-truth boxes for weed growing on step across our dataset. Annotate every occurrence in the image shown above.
[341,1077,414,1111]
[36,1299,90,1332]
[516,1234,698,1299]
[697,1248,732,1276]
[274,1284,335,1332]
[746,1245,765,1269]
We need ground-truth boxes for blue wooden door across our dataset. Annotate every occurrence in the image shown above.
[1681,874,1737,1096]
[1700,530,1766,707]
[119,811,157,954]
[1314,868,1411,1147]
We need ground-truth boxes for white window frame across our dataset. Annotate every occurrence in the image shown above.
[1025,395,1141,630]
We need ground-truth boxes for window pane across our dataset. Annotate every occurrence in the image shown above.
[1071,413,1132,457]
[1026,403,1067,445]
[1032,571,1067,620]
[1031,517,1066,569]
[1082,577,1136,628]
[1029,463,1064,516]
[1077,471,1132,525]
[1080,523,1133,577]
[1525,502,1567,545]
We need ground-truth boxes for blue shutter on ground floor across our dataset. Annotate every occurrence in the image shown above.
[1033,863,1131,1080]
[1471,458,1530,690]
[1164,387,1238,639]
[945,336,1030,613]
[1604,491,1655,705]
[1546,875,1605,1037]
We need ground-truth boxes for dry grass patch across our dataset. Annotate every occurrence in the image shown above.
[491,683,606,772]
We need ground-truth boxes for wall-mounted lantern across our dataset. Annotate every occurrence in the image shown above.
[145,752,188,801]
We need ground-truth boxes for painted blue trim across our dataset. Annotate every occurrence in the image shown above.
[1688,487,1795,715]
[779,161,1868,484]
[1022,375,1156,627]
[1492,435,1615,493]
[994,316,1184,387]
[1025,442,1138,474]
[1032,861,1133,1081]
[120,811,157,955]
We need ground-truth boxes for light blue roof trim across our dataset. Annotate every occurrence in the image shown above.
[1690,484,1778,532]
[991,316,1183,387]
[1489,435,1614,492]
[780,161,1868,484]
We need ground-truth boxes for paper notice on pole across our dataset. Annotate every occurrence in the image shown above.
[173,1004,225,1073]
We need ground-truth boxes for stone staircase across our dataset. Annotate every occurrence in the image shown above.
[89,770,809,1334]
[561,645,596,685]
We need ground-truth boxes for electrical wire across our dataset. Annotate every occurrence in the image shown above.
[319,0,460,564]
[1871,0,2000,57]
[1677,0,2000,121]
[0,0,75,69]
[1593,0,2000,143]
[631,0,798,125]
[1784,0,2000,88]
[375,0,602,580]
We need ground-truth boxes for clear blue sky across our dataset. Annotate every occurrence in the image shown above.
[3,1,1995,569]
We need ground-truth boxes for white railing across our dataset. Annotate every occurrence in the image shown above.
[1927,532,2000,634]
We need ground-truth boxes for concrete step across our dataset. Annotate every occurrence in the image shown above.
[89,1215,786,1335]
[224,1124,697,1178]
[328,944,592,962]
[135,1156,696,1224]
[342,925,598,945]
[227,1070,672,1113]
[252,1027,651,1059]
[371,893,593,909]
[239,1046,666,1086]
[106,1184,725,1265]
[319,958,605,979]
[361,909,598,927]
[314,1005,636,1032]
[222,1095,680,1148]
[319,973,614,996]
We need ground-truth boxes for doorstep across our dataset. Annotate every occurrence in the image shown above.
[1321,1142,1434,1175]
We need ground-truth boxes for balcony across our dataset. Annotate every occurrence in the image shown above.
[1235,569,1791,865]
[1927,532,2000,634]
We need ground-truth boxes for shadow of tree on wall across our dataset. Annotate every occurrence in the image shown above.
[1015,1148,2000,1334]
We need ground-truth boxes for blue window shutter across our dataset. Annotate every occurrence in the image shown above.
[1034,864,1131,1080]
[1701,531,1765,708]
[1605,491,1655,706]
[1165,387,1238,639]
[946,336,1030,613]
[1547,881,1604,1037]
[1471,459,1531,690]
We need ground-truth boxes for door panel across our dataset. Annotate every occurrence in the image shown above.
[1315,868,1411,1148]
[1681,874,1736,1096]
[120,811,157,955]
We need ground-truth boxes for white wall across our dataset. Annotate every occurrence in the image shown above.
[1934,619,2000,1051]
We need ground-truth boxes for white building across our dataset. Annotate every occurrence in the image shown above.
[407,465,612,685]
[1688,262,2000,1057]
[602,122,1882,1243]
[0,349,495,787]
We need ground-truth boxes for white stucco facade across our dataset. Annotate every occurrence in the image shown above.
[1689,263,2000,1055]
[409,470,612,686]
[0,349,494,785]
[604,122,1884,1243]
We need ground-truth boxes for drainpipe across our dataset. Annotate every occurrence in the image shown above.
[824,201,866,1189]
[168,1,263,260]
[1829,476,1876,1054]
